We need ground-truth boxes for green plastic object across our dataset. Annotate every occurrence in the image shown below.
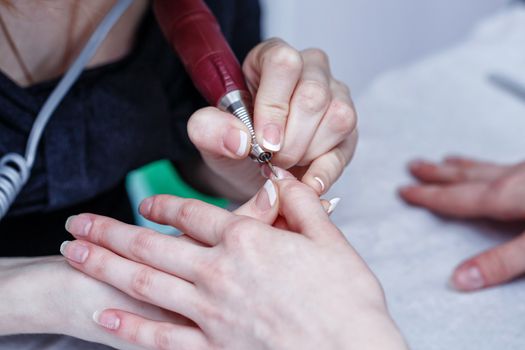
[126,159,229,235]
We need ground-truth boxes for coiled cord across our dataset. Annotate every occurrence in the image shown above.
[0,0,133,221]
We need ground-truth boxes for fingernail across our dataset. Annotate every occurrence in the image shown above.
[327,198,341,215]
[60,240,70,255]
[140,197,154,217]
[450,265,485,291]
[270,166,295,180]
[93,310,121,330]
[262,124,281,152]
[65,215,92,237]
[225,129,249,157]
[314,177,326,193]
[255,180,276,211]
[61,241,89,263]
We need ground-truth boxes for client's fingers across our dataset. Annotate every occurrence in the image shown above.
[61,240,202,321]
[140,195,236,246]
[399,182,490,218]
[233,179,280,224]
[275,179,336,240]
[450,231,525,292]
[409,157,509,184]
[93,309,208,349]
[65,214,208,280]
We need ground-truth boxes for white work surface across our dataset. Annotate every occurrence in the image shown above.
[2,5,525,350]
[328,5,525,350]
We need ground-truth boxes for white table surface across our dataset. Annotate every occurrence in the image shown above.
[3,4,525,350]
[328,4,525,349]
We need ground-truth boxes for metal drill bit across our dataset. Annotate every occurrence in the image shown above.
[265,160,279,178]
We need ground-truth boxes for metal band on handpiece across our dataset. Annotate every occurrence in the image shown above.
[218,90,273,164]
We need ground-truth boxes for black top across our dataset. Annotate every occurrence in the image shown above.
[0,0,261,256]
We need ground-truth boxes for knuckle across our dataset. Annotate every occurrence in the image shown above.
[329,100,357,135]
[130,268,155,299]
[154,326,175,350]
[484,180,518,220]
[129,232,155,262]
[326,147,348,176]
[174,199,202,227]
[333,79,351,95]
[303,48,329,65]
[122,318,141,344]
[477,250,511,283]
[260,99,290,121]
[276,151,301,168]
[280,180,314,200]
[86,216,110,246]
[223,217,256,249]
[91,250,111,278]
[267,43,302,72]
[296,80,331,114]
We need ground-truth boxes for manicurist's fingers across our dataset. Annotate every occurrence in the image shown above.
[450,231,525,292]
[301,131,357,195]
[61,240,202,321]
[93,309,208,350]
[65,214,208,281]
[139,195,236,246]
[187,107,251,160]
[408,157,510,184]
[298,78,356,166]
[274,48,332,169]
[243,38,303,152]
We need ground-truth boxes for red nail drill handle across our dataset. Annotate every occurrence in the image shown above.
[154,0,249,107]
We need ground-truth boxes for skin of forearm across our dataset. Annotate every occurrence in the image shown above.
[0,257,63,336]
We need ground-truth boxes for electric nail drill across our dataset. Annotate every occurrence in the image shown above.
[154,0,277,175]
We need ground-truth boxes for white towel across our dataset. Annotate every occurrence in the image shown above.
[329,4,525,349]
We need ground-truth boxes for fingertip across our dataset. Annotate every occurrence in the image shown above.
[224,129,250,159]
[139,197,154,217]
[254,179,277,211]
[93,309,121,331]
[449,262,486,292]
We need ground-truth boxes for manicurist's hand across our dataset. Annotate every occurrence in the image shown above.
[62,176,406,350]
[187,38,357,200]
[400,156,525,292]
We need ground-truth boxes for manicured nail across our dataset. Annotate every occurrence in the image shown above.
[262,124,281,152]
[65,215,92,237]
[61,241,89,263]
[450,265,485,291]
[140,197,154,217]
[271,166,295,180]
[225,129,249,157]
[327,198,341,215]
[314,177,325,193]
[60,240,70,255]
[93,310,121,330]
[255,180,276,211]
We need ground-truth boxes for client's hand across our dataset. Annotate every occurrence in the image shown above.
[61,177,406,350]
[400,156,525,292]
